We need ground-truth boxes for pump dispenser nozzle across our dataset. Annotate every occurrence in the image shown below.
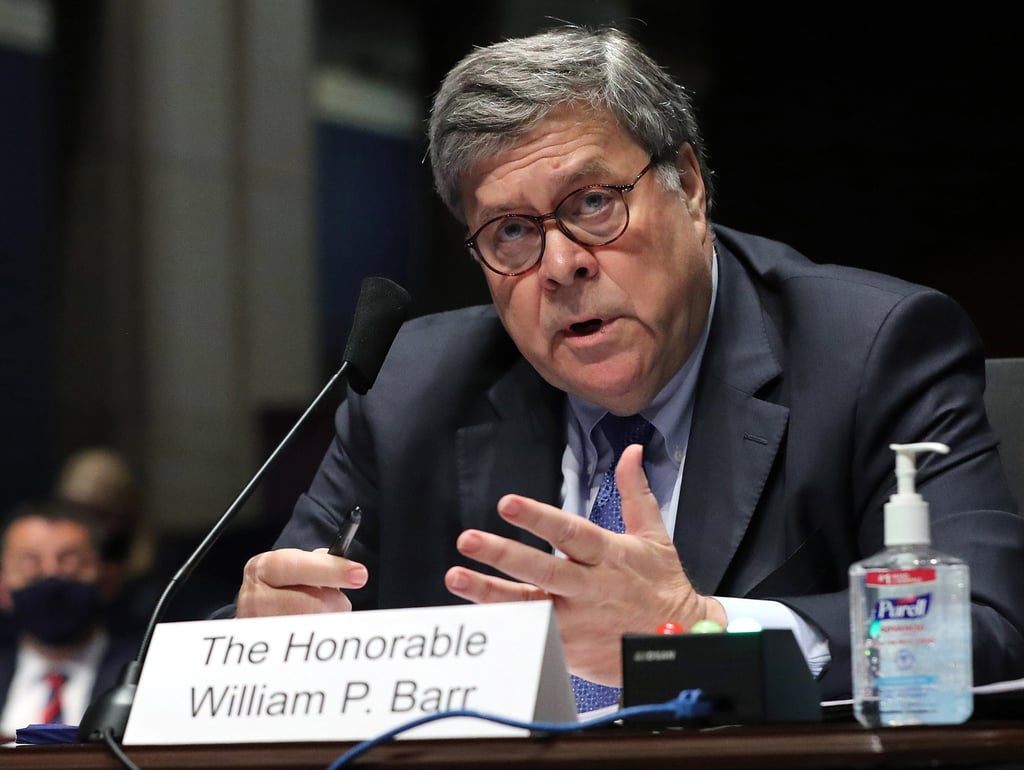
[884,442,950,546]
[850,438,972,725]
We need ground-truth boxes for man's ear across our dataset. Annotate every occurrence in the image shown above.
[674,143,707,217]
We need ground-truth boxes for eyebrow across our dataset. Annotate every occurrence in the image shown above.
[472,159,616,225]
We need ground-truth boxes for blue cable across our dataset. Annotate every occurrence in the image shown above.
[325,688,711,768]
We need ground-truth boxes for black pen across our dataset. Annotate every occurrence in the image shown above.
[328,506,362,557]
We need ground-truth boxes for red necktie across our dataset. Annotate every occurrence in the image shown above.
[40,672,67,724]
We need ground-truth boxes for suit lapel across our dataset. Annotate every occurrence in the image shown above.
[455,355,564,553]
[674,242,788,595]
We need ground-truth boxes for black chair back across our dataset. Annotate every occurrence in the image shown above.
[984,357,1024,511]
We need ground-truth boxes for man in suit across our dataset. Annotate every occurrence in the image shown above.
[231,25,1024,709]
[0,500,138,737]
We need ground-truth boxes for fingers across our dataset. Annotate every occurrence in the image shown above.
[237,581,353,618]
[616,444,672,541]
[488,444,668,568]
[446,443,700,686]
[454,524,592,597]
[246,548,368,590]
[448,444,668,594]
[444,566,549,604]
[236,548,367,618]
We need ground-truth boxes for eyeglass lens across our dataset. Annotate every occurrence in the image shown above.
[476,186,629,274]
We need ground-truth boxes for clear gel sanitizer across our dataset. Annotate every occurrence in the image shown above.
[849,442,973,727]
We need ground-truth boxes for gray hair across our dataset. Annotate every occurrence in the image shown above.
[427,24,714,223]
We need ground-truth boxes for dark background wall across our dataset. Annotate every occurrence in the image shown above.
[401,2,1023,356]
[1,40,55,517]
[696,4,1022,358]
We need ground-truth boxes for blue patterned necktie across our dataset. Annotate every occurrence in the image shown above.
[571,413,655,713]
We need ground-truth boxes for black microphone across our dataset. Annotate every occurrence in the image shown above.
[78,276,412,743]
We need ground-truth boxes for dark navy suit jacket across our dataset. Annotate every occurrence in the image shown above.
[0,630,139,730]
[269,225,1024,700]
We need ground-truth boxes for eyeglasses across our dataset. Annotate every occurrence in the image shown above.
[464,158,656,276]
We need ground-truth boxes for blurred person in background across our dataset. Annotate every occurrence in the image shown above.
[0,499,139,737]
[57,445,254,629]
[55,447,159,634]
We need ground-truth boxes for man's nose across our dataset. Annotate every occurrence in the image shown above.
[537,225,597,284]
[39,554,63,575]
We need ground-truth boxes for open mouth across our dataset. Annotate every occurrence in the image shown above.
[568,319,603,336]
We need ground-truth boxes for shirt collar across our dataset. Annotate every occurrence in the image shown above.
[569,248,719,458]
[17,629,110,681]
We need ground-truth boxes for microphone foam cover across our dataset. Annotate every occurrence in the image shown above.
[343,277,412,394]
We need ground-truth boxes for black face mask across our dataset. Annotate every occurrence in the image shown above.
[9,576,101,646]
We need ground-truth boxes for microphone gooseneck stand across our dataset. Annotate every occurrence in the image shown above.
[78,277,412,745]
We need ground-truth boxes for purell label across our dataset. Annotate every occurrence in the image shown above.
[873,593,932,620]
[866,568,936,586]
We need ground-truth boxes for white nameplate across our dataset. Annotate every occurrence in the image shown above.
[122,600,575,745]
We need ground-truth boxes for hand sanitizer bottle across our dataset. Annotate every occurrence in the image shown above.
[849,442,973,727]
